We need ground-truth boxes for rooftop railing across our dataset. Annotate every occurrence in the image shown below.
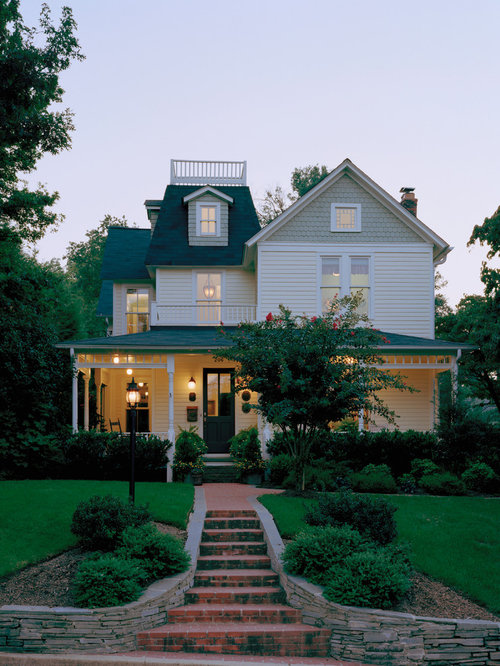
[170,159,247,186]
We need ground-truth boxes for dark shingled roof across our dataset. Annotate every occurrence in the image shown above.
[145,185,260,266]
[58,327,468,355]
[100,227,151,280]
[96,280,113,316]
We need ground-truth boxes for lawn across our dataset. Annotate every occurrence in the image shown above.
[0,480,194,578]
[258,493,500,615]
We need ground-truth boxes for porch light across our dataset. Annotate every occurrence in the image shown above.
[188,377,196,390]
[113,354,120,364]
[203,283,215,299]
[126,368,133,375]
[126,377,141,408]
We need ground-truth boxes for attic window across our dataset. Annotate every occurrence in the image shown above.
[197,202,220,236]
[331,204,361,232]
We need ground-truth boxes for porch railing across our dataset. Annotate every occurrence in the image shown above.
[150,303,257,326]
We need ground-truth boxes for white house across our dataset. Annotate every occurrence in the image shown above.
[59,159,464,476]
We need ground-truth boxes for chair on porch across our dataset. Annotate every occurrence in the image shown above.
[109,418,122,434]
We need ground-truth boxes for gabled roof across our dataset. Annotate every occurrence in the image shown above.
[182,186,234,204]
[246,159,451,263]
[100,227,151,280]
[145,185,260,267]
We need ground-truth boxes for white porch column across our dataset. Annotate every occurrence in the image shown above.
[261,414,272,460]
[71,348,78,433]
[83,372,90,431]
[166,355,175,482]
[451,349,462,403]
[358,408,364,432]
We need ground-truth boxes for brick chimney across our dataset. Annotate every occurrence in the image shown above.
[400,187,418,217]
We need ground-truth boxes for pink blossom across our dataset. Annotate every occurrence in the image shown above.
[351,331,355,336]
[333,322,338,330]
[266,312,273,322]
[311,316,317,323]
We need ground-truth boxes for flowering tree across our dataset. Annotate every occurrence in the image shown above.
[215,294,413,488]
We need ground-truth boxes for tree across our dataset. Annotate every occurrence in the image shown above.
[0,1,84,243]
[215,295,412,489]
[256,164,329,226]
[65,215,129,336]
[468,205,500,302]
[291,164,329,197]
[434,271,452,319]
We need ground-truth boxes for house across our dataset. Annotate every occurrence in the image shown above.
[58,158,464,479]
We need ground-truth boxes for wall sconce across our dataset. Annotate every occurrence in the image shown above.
[188,376,196,402]
[126,368,133,375]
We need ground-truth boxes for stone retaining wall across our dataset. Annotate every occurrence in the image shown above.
[251,497,500,666]
[0,487,206,654]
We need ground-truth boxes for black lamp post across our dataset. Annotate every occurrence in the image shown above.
[126,377,140,504]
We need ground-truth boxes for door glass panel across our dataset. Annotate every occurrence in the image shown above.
[219,373,231,416]
[207,373,218,416]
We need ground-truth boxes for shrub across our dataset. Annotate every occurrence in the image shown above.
[268,454,294,486]
[63,430,111,479]
[172,427,207,480]
[74,554,146,608]
[410,458,440,481]
[324,549,412,610]
[398,473,417,494]
[282,525,368,583]
[283,464,348,492]
[116,523,190,580]
[419,471,466,496]
[229,427,266,478]
[71,495,151,551]
[350,464,398,494]
[0,429,66,479]
[462,462,498,494]
[304,490,397,545]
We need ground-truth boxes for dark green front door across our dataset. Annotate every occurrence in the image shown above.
[203,369,235,453]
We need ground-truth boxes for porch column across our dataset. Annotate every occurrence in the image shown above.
[166,355,175,482]
[451,349,462,403]
[83,372,90,431]
[70,348,78,433]
[358,408,364,432]
[260,414,272,460]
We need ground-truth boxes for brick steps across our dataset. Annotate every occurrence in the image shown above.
[136,507,330,659]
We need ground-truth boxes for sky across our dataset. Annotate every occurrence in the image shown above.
[20,0,500,307]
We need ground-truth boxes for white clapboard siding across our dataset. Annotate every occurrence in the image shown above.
[152,368,170,433]
[112,284,125,336]
[373,252,433,337]
[156,270,193,306]
[259,249,318,317]
[371,369,435,432]
[225,269,256,306]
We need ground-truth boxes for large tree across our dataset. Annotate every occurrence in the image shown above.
[468,205,500,302]
[65,215,129,337]
[257,164,329,226]
[0,1,84,243]
[215,295,412,488]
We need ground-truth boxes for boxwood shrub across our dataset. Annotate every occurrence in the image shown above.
[74,554,147,608]
[419,471,466,496]
[349,463,398,494]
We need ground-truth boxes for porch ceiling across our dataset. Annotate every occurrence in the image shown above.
[57,326,469,356]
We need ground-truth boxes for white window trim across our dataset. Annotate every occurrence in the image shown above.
[196,201,221,237]
[330,203,361,232]
[123,285,151,334]
[192,270,226,323]
[317,254,373,319]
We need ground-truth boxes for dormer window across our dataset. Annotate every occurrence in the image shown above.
[331,203,361,232]
[197,202,220,236]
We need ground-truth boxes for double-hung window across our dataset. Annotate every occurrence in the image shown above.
[126,288,149,333]
[321,256,370,316]
[197,202,220,236]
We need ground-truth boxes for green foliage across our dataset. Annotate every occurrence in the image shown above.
[410,458,440,480]
[268,454,294,486]
[172,427,207,480]
[324,549,412,610]
[282,464,347,492]
[304,490,398,545]
[229,427,266,478]
[215,299,411,489]
[74,554,146,608]
[70,495,151,551]
[397,473,418,494]
[291,164,329,197]
[419,472,466,496]
[0,429,67,479]
[116,523,190,580]
[468,205,500,301]
[0,1,84,242]
[461,462,498,493]
[350,463,398,494]
[103,434,171,482]
[282,525,368,583]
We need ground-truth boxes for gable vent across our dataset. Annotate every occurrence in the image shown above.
[170,159,247,186]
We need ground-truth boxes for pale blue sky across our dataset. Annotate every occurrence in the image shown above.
[21,0,500,307]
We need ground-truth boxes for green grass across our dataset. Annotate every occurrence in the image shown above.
[0,480,194,578]
[258,493,500,615]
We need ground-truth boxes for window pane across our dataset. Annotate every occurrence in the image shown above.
[350,258,369,286]
[197,273,222,300]
[207,373,218,417]
[137,292,149,312]
[200,205,217,235]
[321,287,338,313]
[322,258,341,286]
[351,287,369,315]
[219,373,231,416]
[336,207,356,229]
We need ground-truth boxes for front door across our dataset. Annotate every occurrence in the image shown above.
[203,369,235,453]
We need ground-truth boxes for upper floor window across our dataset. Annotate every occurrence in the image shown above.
[126,288,149,333]
[197,202,220,236]
[321,256,370,316]
[196,272,222,323]
[331,203,361,232]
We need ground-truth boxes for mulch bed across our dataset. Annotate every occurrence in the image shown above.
[1,523,497,622]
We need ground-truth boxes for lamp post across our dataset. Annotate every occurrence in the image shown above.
[126,377,140,504]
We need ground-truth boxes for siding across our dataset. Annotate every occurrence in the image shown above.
[373,252,433,337]
[267,174,422,244]
[113,284,124,336]
[156,270,193,306]
[224,269,256,305]
[371,369,435,432]
[259,249,318,318]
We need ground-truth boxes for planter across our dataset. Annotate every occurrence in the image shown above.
[244,472,262,485]
[192,471,203,486]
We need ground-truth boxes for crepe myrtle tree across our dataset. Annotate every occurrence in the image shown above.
[215,293,414,489]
